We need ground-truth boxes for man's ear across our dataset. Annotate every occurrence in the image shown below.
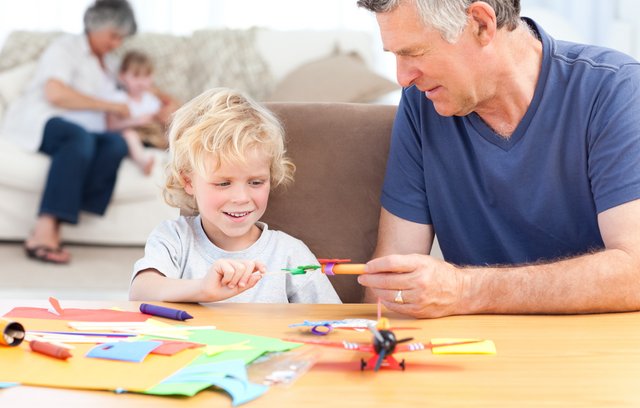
[467,1,497,45]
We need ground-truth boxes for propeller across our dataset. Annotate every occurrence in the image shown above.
[367,322,384,343]
[373,348,386,371]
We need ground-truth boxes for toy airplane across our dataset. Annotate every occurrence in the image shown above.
[286,318,481,371]
[282,259,366,275]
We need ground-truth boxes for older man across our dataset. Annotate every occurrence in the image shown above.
[357,0,640,318]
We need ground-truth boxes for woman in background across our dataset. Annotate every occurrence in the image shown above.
[2,0,139,263]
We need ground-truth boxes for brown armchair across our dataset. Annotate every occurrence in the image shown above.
[263,103,396,303]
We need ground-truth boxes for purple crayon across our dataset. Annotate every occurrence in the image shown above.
[139,303,193,321]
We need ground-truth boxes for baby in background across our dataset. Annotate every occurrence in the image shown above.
[107,50,164,175]
[129,87,341,304]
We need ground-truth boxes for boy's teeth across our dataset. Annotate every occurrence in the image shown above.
[227,211,249,217]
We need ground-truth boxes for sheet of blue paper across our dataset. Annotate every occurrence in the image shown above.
[86,341,162,362]
[145,359,268,405]
[0,382,19,388]
[210,374,268,406]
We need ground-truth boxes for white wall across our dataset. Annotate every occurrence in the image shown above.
[1,1,640,78]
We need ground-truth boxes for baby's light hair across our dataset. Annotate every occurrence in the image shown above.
[164,87,295,212]
[120,50,154,76]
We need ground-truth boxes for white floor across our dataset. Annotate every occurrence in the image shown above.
[0,242,144,301]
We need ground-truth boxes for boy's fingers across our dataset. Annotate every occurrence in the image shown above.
[217,262,236,285]
[238,261,260,288]
[225,261,245,288]
[246,271,263,288]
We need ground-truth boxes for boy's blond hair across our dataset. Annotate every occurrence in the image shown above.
[164,87,295,212]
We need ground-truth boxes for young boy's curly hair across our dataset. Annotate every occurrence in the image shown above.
[164,87,295,212]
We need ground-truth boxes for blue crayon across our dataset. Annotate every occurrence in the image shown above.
[139,303,193,321]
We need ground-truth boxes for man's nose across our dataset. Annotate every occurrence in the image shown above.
[396,58,421,88]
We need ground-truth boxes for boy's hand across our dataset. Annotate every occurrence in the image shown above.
[201,259,265,301]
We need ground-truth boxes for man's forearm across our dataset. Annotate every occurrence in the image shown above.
[460,248,640,315]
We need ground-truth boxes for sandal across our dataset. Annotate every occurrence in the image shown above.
[24,245,70,265]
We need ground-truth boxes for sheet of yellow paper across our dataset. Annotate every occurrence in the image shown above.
[431,338,496,354]
[0,317,200,392]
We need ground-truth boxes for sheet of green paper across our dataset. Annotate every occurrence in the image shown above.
[142,329,299,397]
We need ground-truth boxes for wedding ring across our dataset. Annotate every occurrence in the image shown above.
[394,290,404,304]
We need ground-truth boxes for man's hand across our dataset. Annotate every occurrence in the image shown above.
[358,254,466,318]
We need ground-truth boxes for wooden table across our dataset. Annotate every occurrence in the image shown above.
[2,300,640,407]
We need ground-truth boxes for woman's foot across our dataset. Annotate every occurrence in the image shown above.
[24,245,70,264]
[24,215,71,264]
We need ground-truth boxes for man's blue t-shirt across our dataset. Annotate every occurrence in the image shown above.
[381,19,640,266]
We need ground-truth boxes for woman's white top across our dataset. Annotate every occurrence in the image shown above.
[1,34,118,152]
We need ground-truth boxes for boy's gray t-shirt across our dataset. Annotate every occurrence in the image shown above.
[132,216,341,303]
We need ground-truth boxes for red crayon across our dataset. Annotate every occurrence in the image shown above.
[29,340,72,360]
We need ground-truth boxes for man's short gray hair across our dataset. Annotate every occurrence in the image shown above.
[357,0,520,42]
[84,0,137,36]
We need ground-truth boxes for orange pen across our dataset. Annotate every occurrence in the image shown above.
[318,259,367,275]
[29,340,72,360]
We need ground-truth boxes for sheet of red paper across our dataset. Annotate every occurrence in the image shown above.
[4,307,149,322]
[151,340,205,356]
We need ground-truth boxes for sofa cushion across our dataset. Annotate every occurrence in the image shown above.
[266,51,399,103]
[188,28,274,102]
[0,31,62,72]
[0,62,38,124]
[263,103,396,303]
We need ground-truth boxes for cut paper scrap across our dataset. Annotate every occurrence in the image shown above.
[145,359,268,406]
[68,318,172,330]
[26,331,125,344]
[48,297,64,316]
[151,340,205,356]
[0,318,201,392]
[4,307,148,322]
[431,338,497,354]
[69,320,211,340]
[86,341,162,362]
[204,340,252,357]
